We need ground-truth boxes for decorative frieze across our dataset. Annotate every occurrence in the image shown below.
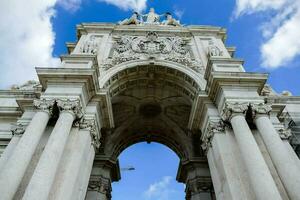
[251,103,272,118]
[78,118,101,149]
[201,120,225,151]
[221,102,249,121]
[33,98,55,114]
[104,32,204,73]
[56,99,83,119]
[88,175,112,199]
[11,124,26,136]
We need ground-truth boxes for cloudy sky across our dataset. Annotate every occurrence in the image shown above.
[0,0,300,198]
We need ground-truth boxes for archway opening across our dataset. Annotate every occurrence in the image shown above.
[112,142,185,200]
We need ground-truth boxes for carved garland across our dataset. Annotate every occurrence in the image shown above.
[104,32,204,73]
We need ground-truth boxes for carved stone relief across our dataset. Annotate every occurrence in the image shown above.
[80,35,101,54]
[104,32,204,73]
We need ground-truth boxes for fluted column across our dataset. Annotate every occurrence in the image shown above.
[252,103,300,199]
[52,118,100,200]
[23,99,82,200]
[0,99,53,200]
[0,124,25,171]
[85,175,112,200]
[222,102,281,200]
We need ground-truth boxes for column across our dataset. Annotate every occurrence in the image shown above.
[85,175,112,200]
[252,103,300,199]
[77,145,95,200]
[52,119,100,200]
[23,99,82,200]
[222,102,281,200]
[203,120,251,200]
[0,124,24,171]
[0,99,53,200]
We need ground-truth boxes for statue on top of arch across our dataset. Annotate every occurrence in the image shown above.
[118,8,181,26]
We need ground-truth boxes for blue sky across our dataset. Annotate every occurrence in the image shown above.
[1,0,300,199]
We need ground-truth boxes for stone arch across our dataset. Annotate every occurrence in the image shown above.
[99,60,206,90]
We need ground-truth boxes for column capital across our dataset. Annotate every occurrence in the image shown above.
[88,175,112,199]
[201,120,225,152]
[33,98,55,115]
[221,102,249,121]
[56,99,83,119]
[185,176,213,199]
[251,103,272,119]
[11,124,26,136]
[78,118,101,149]
[278,128,292,140]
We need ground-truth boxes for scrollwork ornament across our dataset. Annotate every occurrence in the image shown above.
[33,98,54,115]
[278,128,292,140]
[251,103,272,118]
[201,120,225,151]
[221,102,249,121]
[56,99,83,119]
[11,124,26,136]
[79,118,101,149]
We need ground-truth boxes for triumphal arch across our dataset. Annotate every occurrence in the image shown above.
[0,8,300,200]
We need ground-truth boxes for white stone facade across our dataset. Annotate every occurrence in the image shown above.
[0,11,300,200]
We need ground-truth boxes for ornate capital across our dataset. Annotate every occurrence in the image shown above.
[278,128,292,140]
[33,98,54,114]
[251,103,272,118]
[56,99,83,119]
[201,120,225,151]
[11,124,26,136]
[78,118,101,149]
[221,102,249,121]
[186,177,212,199]
[88,176,112,199]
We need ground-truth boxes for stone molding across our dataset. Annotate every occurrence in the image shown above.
[221,102,249,121]
[33,98,55,114]
[201,120,225,151]
[278,128,292,140]
[251,103,272,118]
[88,175,112,199]
[56,99,83,119]
[78,118,101,149]
[11,123,26,136]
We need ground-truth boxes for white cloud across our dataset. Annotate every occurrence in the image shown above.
[97,0,147,12]
[144,176,175,200]
[234,0,300,68]
[57,0,82,12]
[0,0,61,89]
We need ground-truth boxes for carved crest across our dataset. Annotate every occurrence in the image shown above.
[104,32,203,73]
